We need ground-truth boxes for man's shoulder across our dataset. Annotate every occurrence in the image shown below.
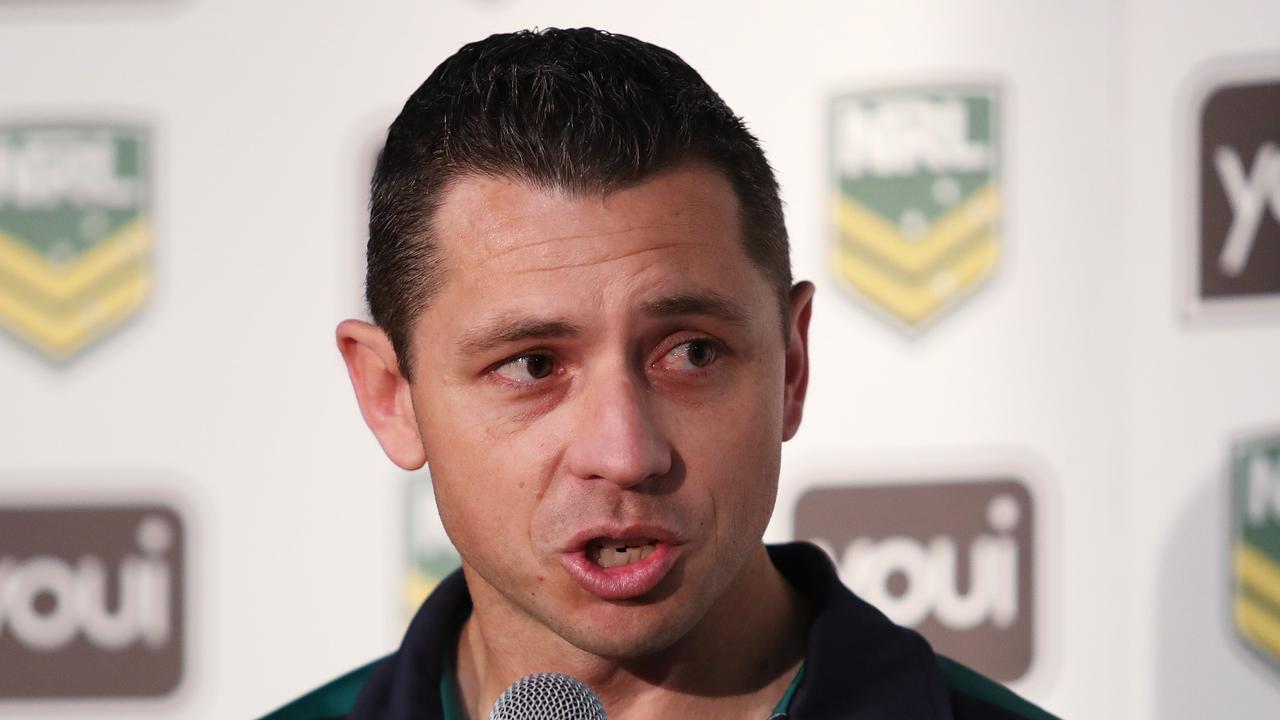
[257,657,385,720]
[937,655,1058,720]
[260,569,471,720]
[261,547,1058,720]
[770,542,1056,719]
[259,653,1059,720]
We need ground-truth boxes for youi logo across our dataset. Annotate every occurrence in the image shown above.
[795,477,1036,682]
[0,504,185,699]
[1193,69,1280,312]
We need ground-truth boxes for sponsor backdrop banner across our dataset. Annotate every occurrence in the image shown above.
[2,3,1279,719]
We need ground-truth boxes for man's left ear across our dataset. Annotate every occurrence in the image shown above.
[335,319,427,470]
[782,281,814,441]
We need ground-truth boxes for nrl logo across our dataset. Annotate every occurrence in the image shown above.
[829,85,1001,330]
[1231,430,1280,675]
[0,123,151,360]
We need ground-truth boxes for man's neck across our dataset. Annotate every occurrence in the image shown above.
[453,545,807,720]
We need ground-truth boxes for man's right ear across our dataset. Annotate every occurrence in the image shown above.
[335,319,427,470]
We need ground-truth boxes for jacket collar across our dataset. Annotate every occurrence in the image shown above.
[768,543,952,719]
[350,543,951,719]
[348,568,470,719]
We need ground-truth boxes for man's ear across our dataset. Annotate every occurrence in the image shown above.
[336,319,427,470]
[781,281,814,441]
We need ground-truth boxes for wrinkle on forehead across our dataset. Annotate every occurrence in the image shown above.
[500,239,721,276]
[478,220,704,257]
[471,212,728,271]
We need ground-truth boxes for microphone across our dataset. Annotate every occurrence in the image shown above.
[488,672,608,720]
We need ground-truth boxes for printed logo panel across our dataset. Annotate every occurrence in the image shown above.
[0,123,151,359]
[404,472,460,618]
[1198,77,1280,306]
[829,85,1001,331]
[0,503,184,698]
[795,477,1034,682]
[1231,431,1280,674]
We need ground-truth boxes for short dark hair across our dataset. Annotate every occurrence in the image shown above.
[368,27,790,378]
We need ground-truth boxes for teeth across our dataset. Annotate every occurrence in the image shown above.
[587,540,657,568]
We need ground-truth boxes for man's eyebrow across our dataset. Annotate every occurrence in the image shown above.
[455,316,583,355]
[641,292,751,326]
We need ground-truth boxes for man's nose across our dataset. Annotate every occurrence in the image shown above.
[563,372,672,490]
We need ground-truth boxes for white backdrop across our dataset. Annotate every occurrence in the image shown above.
[1,1,1278,718]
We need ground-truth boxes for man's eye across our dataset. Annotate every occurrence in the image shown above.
[660,340,718,370]
[494,354,556,383]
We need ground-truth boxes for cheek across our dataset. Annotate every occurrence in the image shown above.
[419,393,565,562]
[676,376,784,533]
[431,456,515,556]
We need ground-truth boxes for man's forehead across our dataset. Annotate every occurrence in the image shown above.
[429,165,743,271]
[409,163,785,353]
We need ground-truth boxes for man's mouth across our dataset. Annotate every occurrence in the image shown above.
[560,528,682,601]
[586,538,658,568]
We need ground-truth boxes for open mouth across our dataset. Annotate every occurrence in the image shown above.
[586,538,658,568]
[561,530,682,601]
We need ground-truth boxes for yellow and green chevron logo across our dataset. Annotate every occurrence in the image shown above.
[829,86,1000,330]
[1231,431,1280,674]
[0,123,150,360]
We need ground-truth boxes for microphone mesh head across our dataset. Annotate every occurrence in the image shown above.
[488,672,607,720]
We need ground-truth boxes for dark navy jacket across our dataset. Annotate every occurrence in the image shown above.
[264,543,1056,719]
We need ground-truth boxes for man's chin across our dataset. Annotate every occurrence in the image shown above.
[551,612,694,660]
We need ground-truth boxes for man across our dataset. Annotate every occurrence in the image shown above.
[267,28,1055,720]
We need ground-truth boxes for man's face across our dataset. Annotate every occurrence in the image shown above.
[405,164,806,657]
